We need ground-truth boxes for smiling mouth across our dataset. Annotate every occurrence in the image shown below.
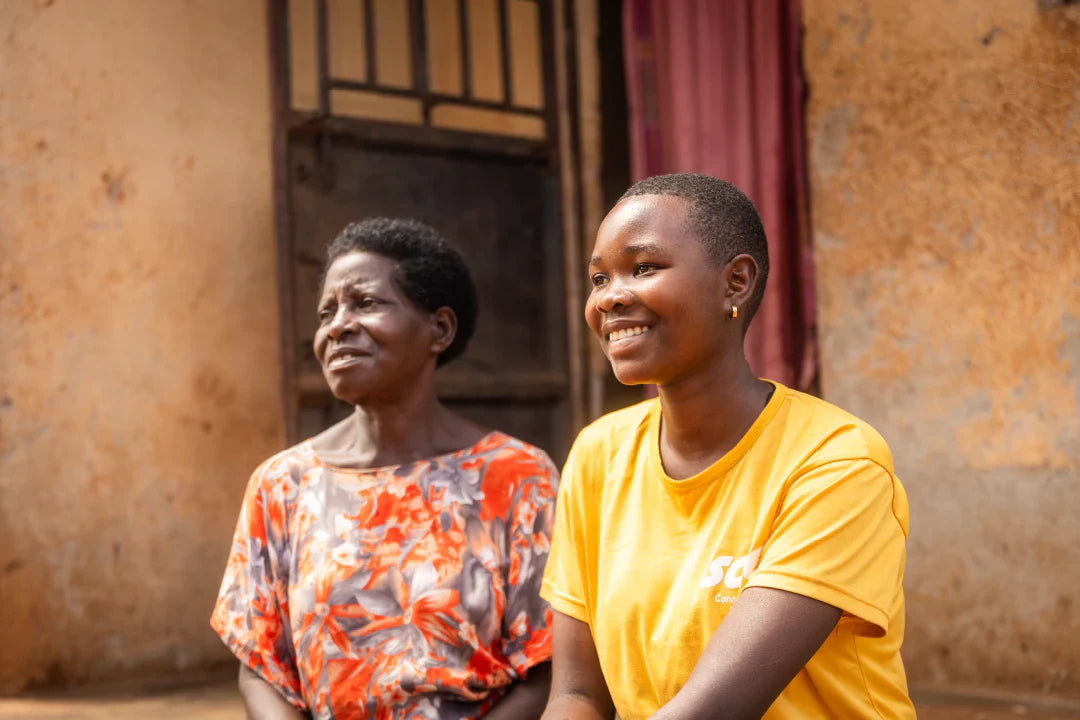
[607,326,651,343]
[326,352,368,370]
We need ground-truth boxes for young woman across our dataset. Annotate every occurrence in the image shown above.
[540,174,915,720]
[212,218,556,720]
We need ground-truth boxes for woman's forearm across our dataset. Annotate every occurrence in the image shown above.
[648,588,840,720]
[238,664,308,720]
[484,662,552,720]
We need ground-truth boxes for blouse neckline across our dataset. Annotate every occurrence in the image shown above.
[305,430,506,474]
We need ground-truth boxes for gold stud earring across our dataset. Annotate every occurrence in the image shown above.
[731,305,739,319]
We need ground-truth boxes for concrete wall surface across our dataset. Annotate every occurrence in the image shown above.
[0,0,283,692]
[804,0,1080,699]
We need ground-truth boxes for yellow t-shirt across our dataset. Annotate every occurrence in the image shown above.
[541,381,915,719]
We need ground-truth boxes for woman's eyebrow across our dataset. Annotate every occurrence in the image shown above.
[589,241,668,267]
[623,241,666,256]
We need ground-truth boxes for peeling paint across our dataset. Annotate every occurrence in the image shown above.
[811,104,856,178]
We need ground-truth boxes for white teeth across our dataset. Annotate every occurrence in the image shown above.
[608,326,650,342]
[329,353,360,367]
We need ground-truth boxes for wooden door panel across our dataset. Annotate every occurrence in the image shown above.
[287,135,569,460]
[269,0,578,464]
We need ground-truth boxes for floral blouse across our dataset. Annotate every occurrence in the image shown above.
[211,432,558,719]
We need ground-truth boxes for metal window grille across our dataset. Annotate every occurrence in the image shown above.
[284,0,555,146]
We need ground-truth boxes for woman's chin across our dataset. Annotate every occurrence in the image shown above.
[610,363,657,388]
[325,375,372,406]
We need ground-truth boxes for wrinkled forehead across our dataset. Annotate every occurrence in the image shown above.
[320,250,399,294]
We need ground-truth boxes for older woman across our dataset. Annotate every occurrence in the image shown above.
[212,218,557,720]
[540,174,915,720]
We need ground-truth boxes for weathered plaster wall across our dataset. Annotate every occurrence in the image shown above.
[805,0,1080,697]
[0,1,283,691]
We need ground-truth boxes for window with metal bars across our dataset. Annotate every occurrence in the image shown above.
[287,0,552,141]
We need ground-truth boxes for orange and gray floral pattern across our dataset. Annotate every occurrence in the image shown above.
[211,432,558,720]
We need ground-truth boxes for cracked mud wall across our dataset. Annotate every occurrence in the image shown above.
[0,1,283,691]
[804,0,1080,697]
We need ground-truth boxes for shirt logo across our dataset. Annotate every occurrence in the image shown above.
[698,547,762,602]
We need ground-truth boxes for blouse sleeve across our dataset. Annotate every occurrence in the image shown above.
[210,459,306,709]
[499,450,560,677]
[539,439,592,624]
[745,458,908,637]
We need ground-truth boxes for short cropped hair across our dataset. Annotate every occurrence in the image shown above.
[324,218,478,366]
[620,173,770,326]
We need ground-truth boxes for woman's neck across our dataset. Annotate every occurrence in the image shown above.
[314,373,486,469]
[656,353,772,480]
[347,393,444,467]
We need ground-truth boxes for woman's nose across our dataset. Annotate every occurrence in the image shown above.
[595,279,634,313]
[325,307,358,340]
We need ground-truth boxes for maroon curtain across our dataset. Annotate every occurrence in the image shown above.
[623,0,816,390]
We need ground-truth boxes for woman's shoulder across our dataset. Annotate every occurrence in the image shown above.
[247,439,320,488]
[572,398,657,457]
[468,430,559,472]
[585,397,655,436]
[772,384,893,470]
[455,432,560,513]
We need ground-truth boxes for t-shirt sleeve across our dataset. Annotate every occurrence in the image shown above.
[540,440,591,624]
[210,460,305,709]
[744,458,907,637]
[499,451,560,676]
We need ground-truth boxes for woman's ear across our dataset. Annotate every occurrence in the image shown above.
[430,307,458,356]
[724,254,760,307]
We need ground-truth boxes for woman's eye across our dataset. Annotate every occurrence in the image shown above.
[318,307,335,322]
[359,297,378,309]
[590,274,609,288]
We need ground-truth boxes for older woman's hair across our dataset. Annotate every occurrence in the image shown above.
[324,218,478,366]
[620,173,770,328]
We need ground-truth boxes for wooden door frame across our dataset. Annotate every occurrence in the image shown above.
[265,0,587,445]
